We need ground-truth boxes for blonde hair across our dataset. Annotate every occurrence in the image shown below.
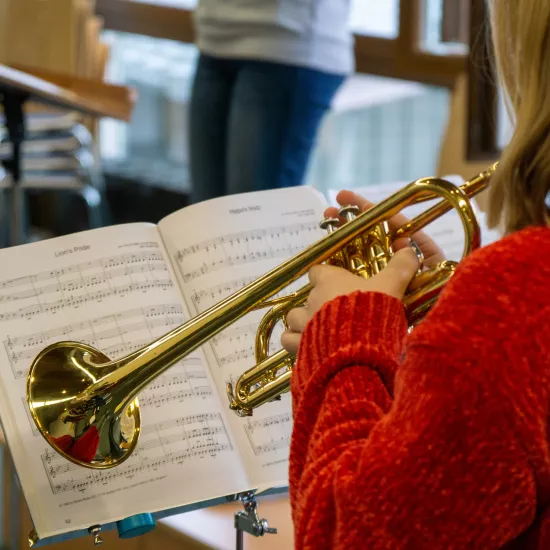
[487,0,550,233]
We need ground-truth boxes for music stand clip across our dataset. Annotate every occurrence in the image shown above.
[233,491,277,550]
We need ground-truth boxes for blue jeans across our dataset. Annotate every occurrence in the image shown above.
[189,54,345,203]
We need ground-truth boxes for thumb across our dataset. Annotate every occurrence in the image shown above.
[384,246,421,295]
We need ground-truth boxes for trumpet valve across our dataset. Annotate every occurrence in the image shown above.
[320,217,345,267]
[366,221,393,274]
[337,205,372,277]
[338,204,360,222]
[319,217,340,233]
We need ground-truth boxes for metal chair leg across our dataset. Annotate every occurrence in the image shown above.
[79,185,103,229]
[9,183,27,246]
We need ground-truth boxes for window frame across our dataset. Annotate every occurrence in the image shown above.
[466,0,501,162]
[96,0,467,88]
[441,0,470,44]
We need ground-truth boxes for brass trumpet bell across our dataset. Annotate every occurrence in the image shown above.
[27,343,140,468]
[26,164,497,469]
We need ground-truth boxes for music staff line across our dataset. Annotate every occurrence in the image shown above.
[139,368,213,408]
[0,250,174,324]
[189,274,307,369]
[0,280,174,324]
[23,360,213,437]
[175,222,321,283]
[46,427,225,480]
[41,413,232,494]
[0,251,165,291]
[0,264,169,305]
[189,276,257,313]
[6,303,183,348]
[5,303,185,378]
[244,412,292,456]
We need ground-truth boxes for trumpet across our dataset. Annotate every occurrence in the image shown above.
[26,164,498,470]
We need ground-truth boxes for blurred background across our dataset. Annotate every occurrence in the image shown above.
[0,0,510,246]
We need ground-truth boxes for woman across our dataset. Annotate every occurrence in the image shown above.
[282,1,550,548]
[189,0,352,203]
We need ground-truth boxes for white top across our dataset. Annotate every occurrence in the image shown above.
[193,0,355,76]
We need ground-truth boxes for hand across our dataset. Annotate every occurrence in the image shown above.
[325,190,446,268]
[281,247,420,355]
[280,189,446,356]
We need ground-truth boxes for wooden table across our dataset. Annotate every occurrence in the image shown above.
[0,64,135,121]
[0,63,135,245]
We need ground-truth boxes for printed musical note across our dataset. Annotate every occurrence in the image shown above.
[24,354,211,437]
[190,276,256,311]
[175,222,320,283]
[169,210,324,476]
[0,251,173,324]
[188,271,307,369]
[0,228,253,536]
[5,304,185,379]
[244,413,292,456]
[41,413,232,495]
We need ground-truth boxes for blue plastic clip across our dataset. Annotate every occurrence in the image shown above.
[116,514,156,539]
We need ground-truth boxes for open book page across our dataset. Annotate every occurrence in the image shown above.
[0,224,249,539]
[158,186,328,490]
[328,176,502,262]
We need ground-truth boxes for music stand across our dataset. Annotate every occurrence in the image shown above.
[0,64,135,245]
[0,68,280,550]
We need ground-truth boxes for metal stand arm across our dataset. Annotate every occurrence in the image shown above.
[234,492,277,550]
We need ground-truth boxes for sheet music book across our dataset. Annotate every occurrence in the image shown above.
[0,181,500,543]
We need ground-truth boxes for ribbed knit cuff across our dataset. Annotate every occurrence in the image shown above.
[292,291,408,399]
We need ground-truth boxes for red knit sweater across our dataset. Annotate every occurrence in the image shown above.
[289,226,550,550]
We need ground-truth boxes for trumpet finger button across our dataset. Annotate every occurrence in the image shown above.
[338,204,360,221]
[319,217,340,233]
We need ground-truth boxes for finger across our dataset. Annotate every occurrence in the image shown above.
[336,190,430,239]
[392,233,445,267]
[323,191,375,222]
[336,190,375,213]
[286,307,310,334]
[323,206,341,220]
[281,331,301,355]
[384,246,421,295]
[334,189,420,230]
[308,264,344,286]
[333,190,445,265]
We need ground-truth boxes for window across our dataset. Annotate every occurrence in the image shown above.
[96,0,471,192]
[96,0,469,87]
[421,0,469,54]
[350,0,400,39]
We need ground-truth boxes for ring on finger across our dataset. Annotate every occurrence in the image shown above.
[409,239,424,275]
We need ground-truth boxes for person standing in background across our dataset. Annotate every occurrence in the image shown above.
[189,0,353,203]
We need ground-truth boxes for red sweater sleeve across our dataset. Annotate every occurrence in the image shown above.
[289,231,550,549]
